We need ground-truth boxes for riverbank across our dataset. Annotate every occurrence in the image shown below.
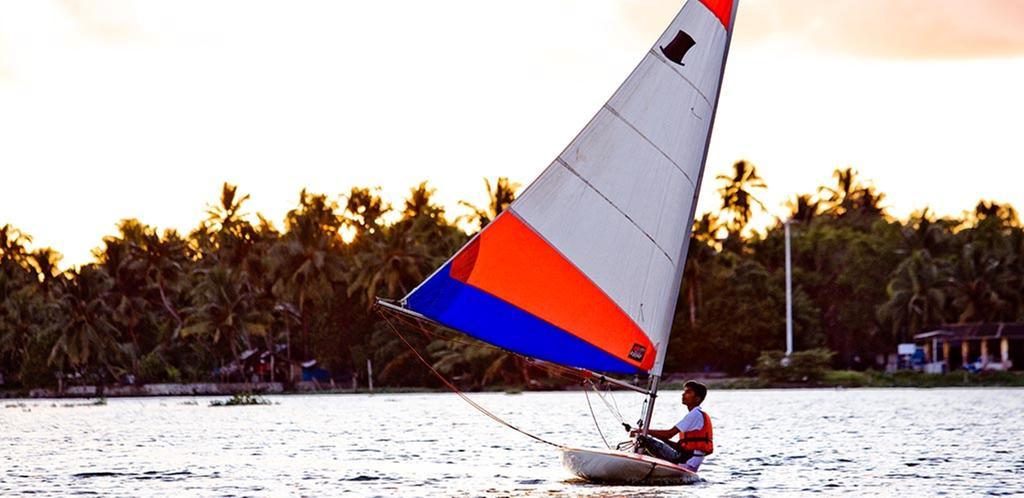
[4,370,1023,398]
[692,370,1024,389]
[0,382,479,399]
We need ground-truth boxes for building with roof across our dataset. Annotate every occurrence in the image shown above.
[914,323,1024,372]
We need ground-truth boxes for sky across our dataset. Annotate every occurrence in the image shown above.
[1,0,1023,268]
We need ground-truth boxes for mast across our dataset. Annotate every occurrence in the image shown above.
[639,0,739,442]
[638,375,661,442]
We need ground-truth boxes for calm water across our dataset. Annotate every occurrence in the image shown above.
[2,389,1023,497]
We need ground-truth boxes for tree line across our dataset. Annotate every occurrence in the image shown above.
[1,165,1022,390]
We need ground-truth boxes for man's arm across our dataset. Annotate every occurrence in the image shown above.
[631,426,679,440]
[648,427,680,440]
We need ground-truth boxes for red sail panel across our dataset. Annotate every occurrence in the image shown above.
[450,213,656,371]
[700,0,733,30]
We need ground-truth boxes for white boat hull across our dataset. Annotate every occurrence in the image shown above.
[560,446,699,484]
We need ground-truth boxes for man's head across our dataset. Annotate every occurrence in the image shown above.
[681,380,708,409]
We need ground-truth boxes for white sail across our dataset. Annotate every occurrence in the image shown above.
[404,0,737,376]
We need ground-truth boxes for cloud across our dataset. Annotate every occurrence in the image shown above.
[0,0,143,83]
[0,40,12,81]
[57,0,143,42]
[621,0,1024,59]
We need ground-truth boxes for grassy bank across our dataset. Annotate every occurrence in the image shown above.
[703,370,1024,389]
[0,384,532,399]
[5,371,1024,398]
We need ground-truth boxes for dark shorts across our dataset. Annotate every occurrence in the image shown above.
[636,435,694,464]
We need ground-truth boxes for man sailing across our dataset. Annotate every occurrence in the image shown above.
[631,380,714,471]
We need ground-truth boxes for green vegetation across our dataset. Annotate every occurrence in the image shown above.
[56,397,107,408]
[820,369,873,387]
[210,392,272,406]
[756,349,834,383]
[1,164,1023,392]
[707,370,1024,389]
[825,370,1024,388]
[666,165,1023,375]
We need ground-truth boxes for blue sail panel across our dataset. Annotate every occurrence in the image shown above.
[406,263,641,374]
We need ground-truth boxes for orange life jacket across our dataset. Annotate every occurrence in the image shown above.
[679,410,714,455]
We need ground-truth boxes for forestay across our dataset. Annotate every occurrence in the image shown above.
[401,0,736,376]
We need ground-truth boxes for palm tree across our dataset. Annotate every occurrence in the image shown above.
[820,167,858,216]
[347,222,428,307]
[0,226,46,384]
[681,213,721,326]
[205,183,251,234]
[877,251,948,342]
[404,182,446,222]
[49,266,120,391]
[786,194,821,225]
[28,248,62,286]
[181,266,271,376]
[898,209,955,258]
[820,167,886,221]
[343,187,390,238]
[973,200,1019,227]
[715,161,767,235]
[196,183,258,267]
[855,186,886,219]
[270,189,345,360]
[136,229,189,330]
[402,182,466,253]
[429,338,530,388]
[692,212,723,244]
[459,177,521,230]
[0,273,51,385]
[947,243,1019,323]
[95,220,158,381]
[348,183,468,307]
[369,325,419,385]
[0,224,31,266]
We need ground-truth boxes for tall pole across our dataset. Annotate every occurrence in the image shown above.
[785,220,794,356]
[367,359,374,393]
[636,375,660,453]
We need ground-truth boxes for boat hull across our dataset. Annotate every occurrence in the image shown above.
[560,446,700,484]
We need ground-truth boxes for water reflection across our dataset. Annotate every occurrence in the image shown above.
[2,389,1023,496]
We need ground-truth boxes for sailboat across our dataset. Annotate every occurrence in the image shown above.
[377,0,738,485]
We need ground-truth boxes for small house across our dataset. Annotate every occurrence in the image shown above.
[914,323,1024,372]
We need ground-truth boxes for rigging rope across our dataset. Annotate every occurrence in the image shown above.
[582,380,611,450]
[590,381,629,427]
[378,308,564,449]
[608,384,623,418]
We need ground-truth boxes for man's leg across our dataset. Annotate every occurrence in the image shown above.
[635,435,683,462]
[664,440,695,465]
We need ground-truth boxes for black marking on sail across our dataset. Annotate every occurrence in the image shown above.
[629,343,647,362]
[660,30,696,66]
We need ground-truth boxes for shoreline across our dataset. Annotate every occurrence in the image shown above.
[3,371,1023,399]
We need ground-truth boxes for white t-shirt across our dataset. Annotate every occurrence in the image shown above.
[674,405,707,471]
